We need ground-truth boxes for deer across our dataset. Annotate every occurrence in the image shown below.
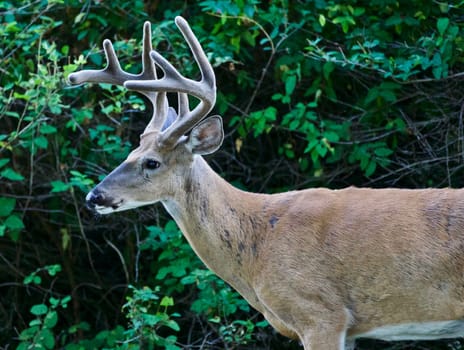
[68,16,464,350]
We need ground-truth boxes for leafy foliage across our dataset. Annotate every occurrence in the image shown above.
[2,0,464,349]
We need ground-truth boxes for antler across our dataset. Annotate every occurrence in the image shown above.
[68,16,216,149]
[68,21,156,96]
[126,16,216,148]
[68,21,170,130]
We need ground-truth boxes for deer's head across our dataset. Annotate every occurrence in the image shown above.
[69,17,223,214]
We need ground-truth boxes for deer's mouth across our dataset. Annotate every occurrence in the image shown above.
[86,189,123,214]
[86,189,158,214]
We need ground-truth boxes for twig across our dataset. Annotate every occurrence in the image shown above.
[69,186,103,285]
[105,236,130,283]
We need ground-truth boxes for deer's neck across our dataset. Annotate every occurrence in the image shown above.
[162,156,266,293]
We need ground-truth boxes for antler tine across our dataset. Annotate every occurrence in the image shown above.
[68,22,170,135]
[177,92,190,117]
[140,21,157,81]
[125,16,216,148]
[175,16,215,88]
[145,92,168,131]
[68,21,157,99]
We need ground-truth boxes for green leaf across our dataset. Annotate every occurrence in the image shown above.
[13,92,30,101]
[263,106,277,121]
[50,180,70,193]
[34,135,49,149]
[61,295,72,308]
[29,319,42,327]
[437,17,449,36]
[74,12,86,24]
[8,228,20,241]
[161,296,174,307]
[31,303,48,316]
[0,159,10,169]
[360,152,369,170]
[432,65,443,79]
[45,264,62,276]
[230,35,241,53]
[38,328,55,349]
[323,130,340,142]
[68,322,90,334]
[374,147,394,157]
[40,124,57,135]
[5,215,25,230]
[44,310,58,328]
[24,273,42,285]
[19,325,40,341]
[165,342,181,350]
[316,143,328,157]
[0,197,16,216]
[285,74,297,96]
[323,62,335,80]
[365,159,377,177]
[1,168,25,181]
[164,319,180,331]
[49,297,60,308]
[304,139,319,154]
[352,7,365,16]
[61,45,69,56]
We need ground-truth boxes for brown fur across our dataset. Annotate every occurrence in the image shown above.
[105,147,464,349]
[167,158,464,348]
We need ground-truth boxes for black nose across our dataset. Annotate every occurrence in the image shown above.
[86,190,107,209]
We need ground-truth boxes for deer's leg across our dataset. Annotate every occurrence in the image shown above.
[258,291,351,350]
[300,323,350,350]
[298,306,353,350]
[255,263,353,349]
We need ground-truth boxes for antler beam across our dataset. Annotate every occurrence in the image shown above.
[68,17,216,149]
[68,21,157,89]
[125,16,216,147]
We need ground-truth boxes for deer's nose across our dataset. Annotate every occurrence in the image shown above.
[86,189,107,209]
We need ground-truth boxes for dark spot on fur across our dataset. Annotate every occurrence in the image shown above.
[235,253,243,265]
[238,241,245,253]
[434,281,448,292]
[251,242,258,257]
[424,199,455,240]
[269,215,279,228]
[249,217,259,230]
[183,174,193,194]
[221,229,232,250]
[198,197,208,225]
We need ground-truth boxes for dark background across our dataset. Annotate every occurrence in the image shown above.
[2,0,464,349]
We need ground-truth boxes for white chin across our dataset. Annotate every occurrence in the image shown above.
[94,206,118,215]
[95,201,156,214]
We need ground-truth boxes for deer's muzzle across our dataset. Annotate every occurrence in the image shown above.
[86,188,120,214]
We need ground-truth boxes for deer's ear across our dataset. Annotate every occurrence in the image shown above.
[161,107,178,131]
[187,116,224,155]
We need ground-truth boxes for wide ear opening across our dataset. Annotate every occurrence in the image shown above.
[187,116,224,155]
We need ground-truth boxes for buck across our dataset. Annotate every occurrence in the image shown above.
[69,17,464,350]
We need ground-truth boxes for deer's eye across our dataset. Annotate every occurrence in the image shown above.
[143,159,161,170]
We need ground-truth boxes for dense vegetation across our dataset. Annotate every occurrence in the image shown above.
[2,0,464,349]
